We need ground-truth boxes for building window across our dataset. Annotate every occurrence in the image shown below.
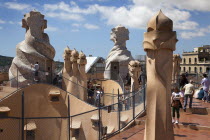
[206,67,210,73]
[194,58,197,63]
[183,67,185,72]
[194,67,197,73]
[189,58,191,64]
[189,67,191,73]
[183,58,186,64]
[200,67,202,73]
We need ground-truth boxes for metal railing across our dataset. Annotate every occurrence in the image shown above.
[0,83,146,140]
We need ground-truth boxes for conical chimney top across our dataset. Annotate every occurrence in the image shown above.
[147,10,173,32]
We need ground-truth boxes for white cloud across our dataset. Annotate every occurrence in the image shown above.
[45,26,58,32]
[72,23,81,27]
[0,19,6,24]
[174,21,198,30]
[44,2,97,14]
[8,21,15,24]
[84,23,99,29]
[45,12,84,21]
[43,1,200,30]
[170,0,210,11]
[0,27,3,30]
[132,0,210,11]
[71,29,80,32]
[4,2,33,11]
[180,26,210,39]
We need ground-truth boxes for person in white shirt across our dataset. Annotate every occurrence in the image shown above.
[171,87,183,124]
[183,80,195,111]
[31,62,39,81]
[95,87,103,107]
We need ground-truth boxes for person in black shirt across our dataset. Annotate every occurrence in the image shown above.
[179,74,188,88]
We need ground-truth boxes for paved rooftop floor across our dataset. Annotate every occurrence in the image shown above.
[109,98,210,140]
[109,125,210,140]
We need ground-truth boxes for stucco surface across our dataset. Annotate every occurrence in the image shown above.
[0,83,144,140]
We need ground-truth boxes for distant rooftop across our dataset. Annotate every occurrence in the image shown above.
[85,56,101,73]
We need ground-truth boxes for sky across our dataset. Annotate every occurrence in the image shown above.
[0,0,210,62]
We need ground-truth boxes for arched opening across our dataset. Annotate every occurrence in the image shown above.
[183,58,186,63]
[189,67,191,73]
[200,67,202,73]
[183,67,186,72]
[194,67,197,73]
[189,58,191,64]
[206,67,210,73]
[194,58,197,63]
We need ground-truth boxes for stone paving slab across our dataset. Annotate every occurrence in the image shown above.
[109,125,210,140]
[109,98,210,140]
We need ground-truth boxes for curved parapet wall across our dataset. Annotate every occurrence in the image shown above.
[9,10,55,87]
[0,84,144,140]
[96,79,123,106]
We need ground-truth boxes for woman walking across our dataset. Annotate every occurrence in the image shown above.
[171,87,183,124]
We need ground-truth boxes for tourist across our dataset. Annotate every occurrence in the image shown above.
[179,74,188,88]
[180,88,185,100]
[87,82,94,104]
[196,87,204,100]
[201,74,210,102]
[31,62,39,82]
[124,96,130,110]
[118,95,123,111]
[95,87,103,107]
[183,80,195,112]
[53,75,59,86]
[171,87,183,124]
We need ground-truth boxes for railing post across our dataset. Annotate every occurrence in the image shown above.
[68,95,70,140]
[132,84,135,119]
[17,69,18,90]
[21,91,24,140]
[98,93,101,140]
[142,75,146,111]
[118,89,120,130]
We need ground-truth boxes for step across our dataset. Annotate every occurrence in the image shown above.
[49,90,61,102]
[107,126,115,134]
[173,123,210,131]
[120,116,129,123]
[180,107,208,115]
[0,106,10,117]
[70,121,82,130]
[24,122,37,131]
[135,119,145,125]
[90,114,99,121]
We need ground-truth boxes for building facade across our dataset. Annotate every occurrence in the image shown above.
[181,45,210,74]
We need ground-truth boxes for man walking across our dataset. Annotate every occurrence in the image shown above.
[183,80,195,112]
[201,74,210,102]
[31,62,39,82]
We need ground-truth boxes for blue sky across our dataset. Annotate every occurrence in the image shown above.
[0,0,210,62]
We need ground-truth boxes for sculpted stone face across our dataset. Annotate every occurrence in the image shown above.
[22,11,47,39]
[62,47,87,101]
[71,49,79,62]
[143,10,177,140]
[63,47,72,62]
[110,25,129,45]
[104,25,133,80]
[9,10,55,87]
[128,60,138,73]
[129,60,141,92]
[77,51,87,65]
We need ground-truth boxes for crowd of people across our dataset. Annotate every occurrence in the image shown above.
[87,81,104,106]
[171,73,210,124]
